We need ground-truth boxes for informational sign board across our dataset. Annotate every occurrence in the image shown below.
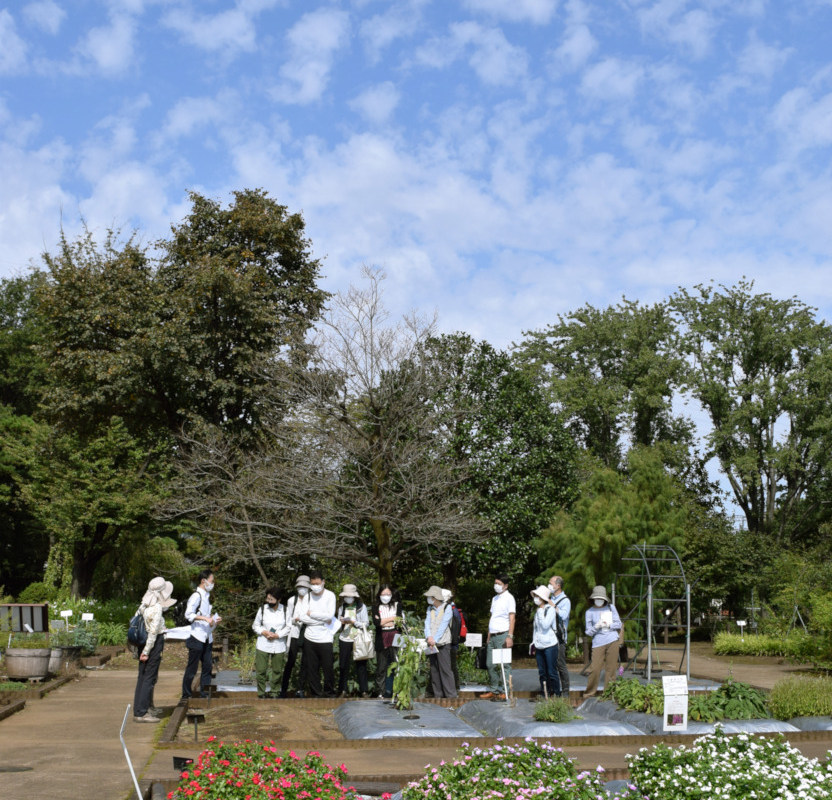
[465,632,483,648]
[662,675,689,732]
[81,613,94,621]
[491,647,512,665]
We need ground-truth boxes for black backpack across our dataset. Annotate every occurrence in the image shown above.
[450,606,462,646]
[552,595,568,647]
[127,610,148,649]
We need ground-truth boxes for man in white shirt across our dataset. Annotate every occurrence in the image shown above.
[181,569,222,700]
[480,573,515,701]
[548,575,571,697]
[296,570,337,697]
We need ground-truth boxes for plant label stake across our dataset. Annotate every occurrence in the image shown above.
[736,620,747,641]
[492,647,511,700]
[187,710,206,742]
[662,675,688,732]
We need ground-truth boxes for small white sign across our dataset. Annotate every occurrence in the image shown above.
[491,647,512,665]
[391,633,403,648]
[465,632,483,648]
[662,675,688,696]
[81,613,94,621]
[60,610,73,618]
[662,675,689,732]
[23,623,34,633]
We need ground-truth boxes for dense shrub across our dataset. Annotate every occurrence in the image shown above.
[768,676,832,720]
[713,631,817,660]
[17,581,57,603]
[533,696,578,723]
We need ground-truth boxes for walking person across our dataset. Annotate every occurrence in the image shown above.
[424,585,457,698]
[583,585,622,699]
[280,575,311,698]
[134,577,175,722]
[297,570,337,697]
[336,584,370,697]
[372,584,401,698]
[531,585,561,699]
[480,574,515,701]
[181,569,221,700]
[548,575,571,696]
[252,586,290,698]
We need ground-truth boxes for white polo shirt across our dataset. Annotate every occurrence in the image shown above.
[488,590,516,634]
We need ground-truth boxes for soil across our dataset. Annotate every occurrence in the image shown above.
[174,702,343,744]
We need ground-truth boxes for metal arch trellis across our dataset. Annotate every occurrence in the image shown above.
[613,543,691,681]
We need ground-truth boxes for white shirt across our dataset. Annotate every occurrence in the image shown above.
[551,591,571,635]
[488,590,516,634]
[286,594,309,639]
[297,588,337,643]
[185,587,215,643]
[252,603,291,654]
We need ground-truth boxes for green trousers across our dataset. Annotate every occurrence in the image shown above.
[255,649,286,696]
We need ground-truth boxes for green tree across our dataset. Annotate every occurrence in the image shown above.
[519,299,690,469]
[672,280,832,545]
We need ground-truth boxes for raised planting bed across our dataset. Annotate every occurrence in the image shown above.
[0,673,76,700]
[334,700,483,739]
[0,697,26,721]
[457,698,645,738]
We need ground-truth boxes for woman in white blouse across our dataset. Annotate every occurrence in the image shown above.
[252,586,291,698]
[336,583,370,696]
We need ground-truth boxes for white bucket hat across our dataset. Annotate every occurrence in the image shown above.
[339,583,360,598]
[530,585,551,602]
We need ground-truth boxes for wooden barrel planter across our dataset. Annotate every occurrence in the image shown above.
[48,646,82,674]
[4,648,51,680]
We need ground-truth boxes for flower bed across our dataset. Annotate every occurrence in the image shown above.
[167,737,358,800]
[401,739,639,800]
[628,727,832,799]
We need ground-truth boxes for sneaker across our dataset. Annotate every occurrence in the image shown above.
[134,714,161,723]
[148,706,165,716]
[478,691,495,700]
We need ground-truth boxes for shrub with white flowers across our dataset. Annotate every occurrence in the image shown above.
[628,727,832,800]
[401,739,640,800]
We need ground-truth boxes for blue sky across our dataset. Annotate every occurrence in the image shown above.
[2,0,832,349]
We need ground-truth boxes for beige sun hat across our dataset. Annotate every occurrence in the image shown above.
[159,580,176,609]
[295,574,311,589]
[530,585,551,602]
[423,585,444,602]
[339,583,360,598]
[141,576,166,606]
[589,585,610,604]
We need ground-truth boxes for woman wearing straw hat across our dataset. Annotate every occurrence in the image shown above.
[423,585,457,698]
[583,585,622,699]
[134,577,176,723]
[530,585,561,700]
[336,584,370,697]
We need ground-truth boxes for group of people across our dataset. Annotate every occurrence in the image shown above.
[131,566,623,721]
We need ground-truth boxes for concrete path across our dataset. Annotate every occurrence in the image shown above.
[0,667,182,800]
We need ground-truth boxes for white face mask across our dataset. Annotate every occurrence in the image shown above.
[494,583,504,595]
[311,584,324,594]
[594,598,605,607]
[534,597,543,606]
[380,594,392,604]
[204,582,214,593]
[297,587,309,597]
[343,597,354,605]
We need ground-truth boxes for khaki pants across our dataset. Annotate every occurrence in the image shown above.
[255,649,286,697]
[583,640,618,698]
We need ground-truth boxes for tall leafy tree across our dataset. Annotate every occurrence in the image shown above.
[672,280,832,545]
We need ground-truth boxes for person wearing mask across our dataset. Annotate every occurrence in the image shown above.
[424,585,457,698]
[252,586,290,699]
[336,584,370,697]
[181,569,221,700]
[583,585,622,699]
[134,577,175,722]
[442,588,463,692]
[530,585,561,700]
[479,573,515,701]
[280,575,311,698]
[297,570,337,697]
[372,584,401,699]
[548,575,571,697]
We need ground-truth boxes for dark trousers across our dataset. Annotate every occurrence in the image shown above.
[134,637,164,716]
[281,636,305,696]
[429,645,457,698]
[450,645,460,691]
[303,639,335,697]
[535,644,561,698]
[375,645,397,697]
[338,640,369,695]
[556,636,569,696]
[181,636,212,699]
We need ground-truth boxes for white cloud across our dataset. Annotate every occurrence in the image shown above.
[552,24,597,71]
[462,0,559,25]
[158,94,235,141]
[637,0,717,60]
[273,9,350,104]
[580,58,643,101]
[360,2,422,62]
[76,12,136,75]
[737,34,792,79]
[23,1,66,35]
[349,82,400,125]
[0,10,28,74]
[773,86,832,153]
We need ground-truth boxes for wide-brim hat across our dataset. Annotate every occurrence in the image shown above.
[295,574,311,589]
[339,583,360,598]
[141,576,166,606]
[589,585,610,603]
[160,580,176,608]
[423,585,444,602]
[531,585,551,602]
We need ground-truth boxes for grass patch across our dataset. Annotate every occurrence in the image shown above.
[532,696,579,723]
[712,631,815,659]
[0,681,28,691]
[768,675,832,720]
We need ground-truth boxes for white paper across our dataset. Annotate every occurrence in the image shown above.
[81,613,94,621]
[491,647,512,665]
[425,644,438,655]
[599,610,613,629]
[325,617,341,636]
[662,675,688,696]
[465,632,483,648]
[663,693,689,731]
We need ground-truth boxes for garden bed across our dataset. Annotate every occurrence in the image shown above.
[0,673,76,701]
[335,700,483,739]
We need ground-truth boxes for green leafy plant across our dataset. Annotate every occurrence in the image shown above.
[228,640,256,683]
[601,677,664,715]
[167,737,358,800]
[713,631,817,660]
[628,727,832,800]
[6,633,50,649]
[533,696,579,723]
[456,642,487,685]
[71,621,99,655]
[688,677,768,722]
[402,740,639,800]
[391,634,425,711]
[96,622,127,646]
[0,680,29,691]
[768,675,832,720]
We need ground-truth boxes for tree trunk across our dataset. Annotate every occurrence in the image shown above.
[372,518,393,585]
